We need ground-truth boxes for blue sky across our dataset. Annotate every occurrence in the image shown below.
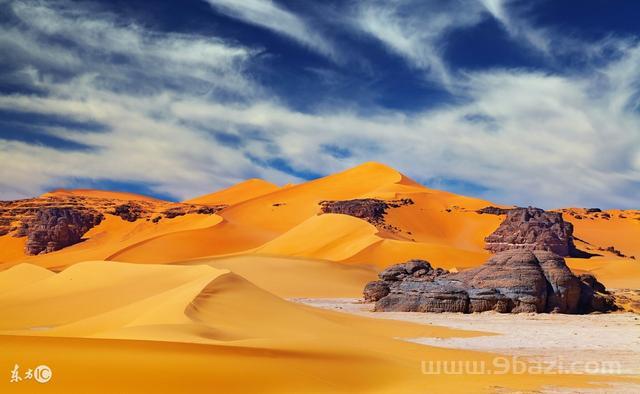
[0,0,639,209]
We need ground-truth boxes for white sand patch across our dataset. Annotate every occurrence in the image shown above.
[294,298,640,393]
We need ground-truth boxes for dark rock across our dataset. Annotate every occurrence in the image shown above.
[320,198,389,223]
[23,207,103,255]
[163,207,187,219]
[405,259,433,274]
[476,206,512,215]
[597,245,628,258]
[319,198,413,226]
[368,250,612,314]
[484,207,582,257]
[379,259,441,282]
[586,208,602,213]
[577,274,617,313]
[535,251,581,313]
[111,203,143,222]
[376,282,469,313]
[363,281,390,302]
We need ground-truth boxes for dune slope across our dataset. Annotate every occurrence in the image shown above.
[0,261,612,393]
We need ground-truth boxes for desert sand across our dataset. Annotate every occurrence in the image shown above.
[0,262,631,393]
[298,299,640,377]
[1,162,639,392]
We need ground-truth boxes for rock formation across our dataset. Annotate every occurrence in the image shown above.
[112,203,144,222]
[0,194,226,255]
[319,198,413,232]
[22,207,104,255]
[365,250,616,314]
[476,206,512,215]
[484,207,579,257]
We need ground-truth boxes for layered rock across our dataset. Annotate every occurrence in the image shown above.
[319,198,413,223]
[476,206,512,216]
[366,250,615,314]
[22,207,104,255]
[484,207,578,257]
[318,198,413,233]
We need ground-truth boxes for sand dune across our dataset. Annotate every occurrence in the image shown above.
[0,261,616,393]
[183,178,280,205]
[107,163,502,268]
[4,214,223,270]
[0,263,53,295]
[1,162,638,291]
[177,254,378,298]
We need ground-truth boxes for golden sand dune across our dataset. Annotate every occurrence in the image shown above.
[3,214,223,270]
[177,254,378,297]
[568,210,640,258]
[183,178,280,205]
[0,263,53,295]
[0,162,638,291]
[0,262,612,393]
[107,163,501,267]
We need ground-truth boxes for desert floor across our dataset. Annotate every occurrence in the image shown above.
[297,298,640,393]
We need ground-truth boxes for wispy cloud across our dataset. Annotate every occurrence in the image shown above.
[479,0,551,54]
[0,0,639,209]
[203,0,337,60]
[351,0,487,88]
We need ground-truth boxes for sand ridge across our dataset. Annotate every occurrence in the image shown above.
[0,261,627,393]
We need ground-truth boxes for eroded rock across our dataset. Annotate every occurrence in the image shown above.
[319,198,413,226]
[23,207,104,255]
[484,207,580,257]
[368,250,615,314]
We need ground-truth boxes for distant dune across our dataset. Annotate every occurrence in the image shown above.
[2,162,639,289]
[183,178,280,205]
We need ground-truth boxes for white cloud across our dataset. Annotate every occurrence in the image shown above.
[352,0,487,88]
[479,0,551,54]
[0,0,639,209]
[6,0,256,96]
[204,0,337,60]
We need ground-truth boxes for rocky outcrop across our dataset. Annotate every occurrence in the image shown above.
[319,198,413,232]
[0,194,225,255]
[366,250,615,314]
[22,207,104,255]
[476,206,512,215]
[112,203,143,222]
[484,207,580,257]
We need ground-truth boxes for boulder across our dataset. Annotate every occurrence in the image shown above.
[363,281,390,302]
[368,250,614,314]
[484,207,579,257]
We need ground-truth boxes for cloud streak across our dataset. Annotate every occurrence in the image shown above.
[352,0,487,88]
[0,0,639,209]
[204,0,337,60]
